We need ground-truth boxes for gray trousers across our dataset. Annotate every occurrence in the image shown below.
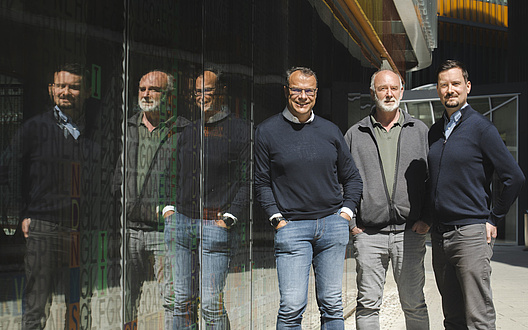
[126,228,174,330]
[432,223,495,330]
[352,228,429,330]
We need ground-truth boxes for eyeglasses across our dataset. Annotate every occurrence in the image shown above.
[288,87,317,96]
[194,88,216,96]
[52,83,82,92]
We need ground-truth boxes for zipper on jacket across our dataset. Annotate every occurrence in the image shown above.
[433,118,461,213]
[369,126,395,223]
[388,127,404,222]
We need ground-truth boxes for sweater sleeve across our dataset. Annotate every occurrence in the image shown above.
[254,126,281,219]
[336,132,363,226]
[480,123,525,224]
[225,125,251,219]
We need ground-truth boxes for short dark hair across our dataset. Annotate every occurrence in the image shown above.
[286,66,318,87]
[55,63,92,88]
[435,60,469,83]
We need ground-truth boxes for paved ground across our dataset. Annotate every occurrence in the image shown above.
[344,243,528,329]
[2,243,526,329]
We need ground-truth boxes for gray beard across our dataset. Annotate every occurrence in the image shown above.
[375,97,400,112]
[139,96,165,112]
[139,101,160,112]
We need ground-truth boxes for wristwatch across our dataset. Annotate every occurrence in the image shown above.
[222,214,237,228]
[270,216,286,228]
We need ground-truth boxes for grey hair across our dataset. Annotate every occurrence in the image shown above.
[286,66,318,87]
[142,70,174,93]
[370,69,403,92]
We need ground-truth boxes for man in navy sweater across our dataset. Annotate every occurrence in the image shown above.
[428,60,525,329]
[255,67,362,329]
[165,69,250,329]
[1,63,99,329]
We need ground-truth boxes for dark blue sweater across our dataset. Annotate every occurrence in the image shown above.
[176,113,250,219]
[255,113,362,222]
[428,105,525,226]
[2,109,100,226]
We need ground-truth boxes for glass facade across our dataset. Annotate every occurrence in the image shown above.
[0,1,375,329]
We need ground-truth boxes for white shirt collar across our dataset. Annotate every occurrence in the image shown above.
[282,107,314,124]
[54,105,81,139]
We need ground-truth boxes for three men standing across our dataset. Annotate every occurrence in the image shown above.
[428,60,525,329]
[255,67,363,329]
[344,69,430,329]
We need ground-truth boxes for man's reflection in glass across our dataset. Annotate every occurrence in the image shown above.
[1,63,98,329]
[165,69,249,329]
[116,70,190,329]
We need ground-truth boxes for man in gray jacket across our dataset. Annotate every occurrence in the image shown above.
[344,69,430,329]
[114,70,189,329]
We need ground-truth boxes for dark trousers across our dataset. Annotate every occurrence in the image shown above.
[432,223,496,330]
[22,219,76,330]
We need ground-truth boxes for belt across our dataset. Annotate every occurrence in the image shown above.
[203,208,222,220]
[434,223,467,234]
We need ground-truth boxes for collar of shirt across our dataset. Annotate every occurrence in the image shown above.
[282,107,314,124]
[138,111,174,130]
[369,108,404,130]
[206,105,230,124]
[54,105,80,140]
[443,103,467,140]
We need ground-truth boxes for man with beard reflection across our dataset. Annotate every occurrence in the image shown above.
[165,69,249,329]
[1,63,99,329]
[116,70,189,329]
[344,69,430,329]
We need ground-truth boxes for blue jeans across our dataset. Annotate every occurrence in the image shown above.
[274,213,350,330]
[352,228,429,330]
[165,212,235,329]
